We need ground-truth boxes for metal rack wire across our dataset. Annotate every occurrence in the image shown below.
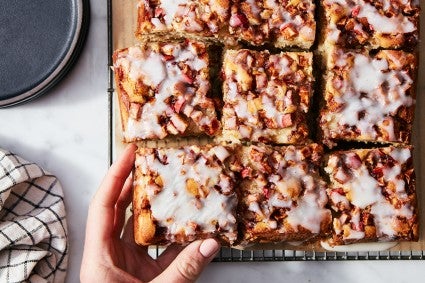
[213,248,425,261]
[107,0,424,262]
[145,246,425,262]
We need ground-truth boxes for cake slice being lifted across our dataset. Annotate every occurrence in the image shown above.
[319,48,417,148]
[133,145,238,246]
[324,146,418,246]
[113,40,220,141]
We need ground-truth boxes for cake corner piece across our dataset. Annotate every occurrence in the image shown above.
[133,145,239,246]
[324,145,418,246]
[113,40,220,142]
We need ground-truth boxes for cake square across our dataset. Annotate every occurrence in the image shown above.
[220,49,313,144]
[230,143,332,244]
[113,41,220,141]
[229,0,316,49]
[133,145,238,245]
[320,48,417,148]
[321,0,419,49]
[136,0,230,40]
[324,146,418,246]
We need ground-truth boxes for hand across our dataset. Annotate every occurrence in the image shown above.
[80,144,220,283]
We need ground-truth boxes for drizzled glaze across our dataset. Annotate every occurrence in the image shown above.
[113,41,219,140]
[321,49,415,146]
[229,0,316,47]
[357,3,415,34]
[238,144,331,243]
[138,0,229,35]
[323,0,419,48]
[135,146,238,243]
[325,146,417,245]
[221,49,312,144]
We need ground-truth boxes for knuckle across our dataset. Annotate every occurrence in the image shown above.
[176,255,203,282]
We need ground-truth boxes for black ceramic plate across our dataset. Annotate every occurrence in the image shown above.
[0,0,90,107]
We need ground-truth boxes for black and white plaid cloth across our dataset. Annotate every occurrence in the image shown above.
[0,149,68,283]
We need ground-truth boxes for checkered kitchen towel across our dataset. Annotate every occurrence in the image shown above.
[0,149,68,283]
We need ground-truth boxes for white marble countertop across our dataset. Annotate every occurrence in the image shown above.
[1,0,425,282]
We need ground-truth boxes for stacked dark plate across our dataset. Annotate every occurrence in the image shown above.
[0,0,90,107]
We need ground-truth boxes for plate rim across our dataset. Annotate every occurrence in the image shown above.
[0,0,90,108]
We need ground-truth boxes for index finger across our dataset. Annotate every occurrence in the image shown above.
[88,143,137,242]
[94,143,137,208]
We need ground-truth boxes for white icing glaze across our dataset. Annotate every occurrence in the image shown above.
[227,82,238,101]
[371,201,413,237]
[233,99,251,121]
[208,0,228,18]
[146,0,227,34]
[325,0,417,34]
[330,50,414,140]
[262,94,285,127]
[390,147,411,164]
[264,0,277,9]
[348,166,381,209]
[137,147,237,241]
[287,241,303,246]
[321,241,398,252]
[126,115,165,139]
[299,25,315,41]
[151,18,166,29]
[330,191,350,209]
[346,209,365,240]
[327,147,415,241]
[357,3,415,34]
[268,0,314,31]
[276,55,291,77]
[230,0,315,44]
[268,193,292,208]
[114,42,216,140]
[383,165,405,196]
[286,191,329,233]
[248,201,263,216]
[345,229,365,240]
[383,147,411,197]
[269,221,278,229]
[246,0,261,17]
[131,52,166,86]
[222,50,312,142]
[246,146,329,234]
[160,0,187,26]
[351,55,389,93]
[211,145,230,162]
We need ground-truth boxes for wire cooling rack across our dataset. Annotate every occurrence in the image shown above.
[213,248,425,261]
[143,246,425,262]
[107,0,424,261]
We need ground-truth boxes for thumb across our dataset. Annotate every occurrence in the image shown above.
[152,239,220,283]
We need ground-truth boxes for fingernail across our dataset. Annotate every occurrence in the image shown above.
[199,239,220,258]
